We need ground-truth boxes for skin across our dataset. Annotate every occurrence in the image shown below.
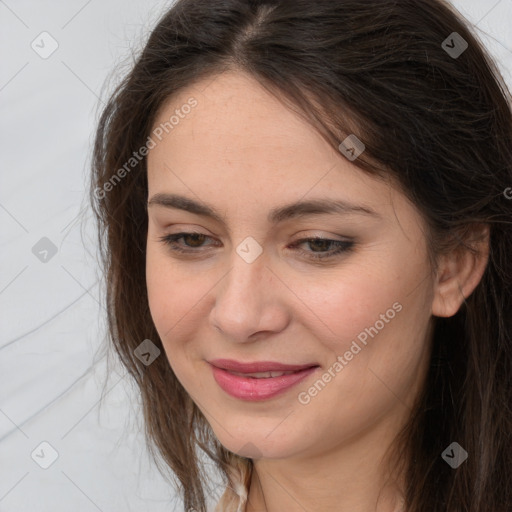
[145,70,489,512]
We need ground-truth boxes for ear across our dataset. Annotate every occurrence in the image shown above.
[431,224,490,318]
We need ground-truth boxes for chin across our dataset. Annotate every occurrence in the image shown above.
[208,417,304,460]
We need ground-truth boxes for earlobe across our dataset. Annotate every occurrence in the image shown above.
[431,225,490,318]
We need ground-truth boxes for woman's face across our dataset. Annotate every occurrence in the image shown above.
[146,70,435,461]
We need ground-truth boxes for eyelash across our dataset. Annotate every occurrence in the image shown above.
[157,232,354,261]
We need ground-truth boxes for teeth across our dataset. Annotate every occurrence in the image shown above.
[228,370,297,378]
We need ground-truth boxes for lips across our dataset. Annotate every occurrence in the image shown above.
[209,359,319,401]
[228,370,298,378]
[209,359,317,373]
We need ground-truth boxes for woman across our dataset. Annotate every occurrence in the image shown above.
[90,0,512,510]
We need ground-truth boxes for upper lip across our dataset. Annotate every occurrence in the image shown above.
[209,358,318,373]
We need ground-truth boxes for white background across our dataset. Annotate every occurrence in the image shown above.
[1,1,511,511]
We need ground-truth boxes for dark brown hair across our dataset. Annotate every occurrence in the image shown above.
[90,0,512,510]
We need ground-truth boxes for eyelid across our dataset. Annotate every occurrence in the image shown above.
[157,231,355,261]
[160,229,352,245]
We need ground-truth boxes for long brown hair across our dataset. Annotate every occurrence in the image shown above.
[90,0,512,510]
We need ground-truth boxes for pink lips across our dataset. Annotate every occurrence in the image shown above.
[209,359,319,401]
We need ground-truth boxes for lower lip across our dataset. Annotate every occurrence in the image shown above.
[210,365,318,401]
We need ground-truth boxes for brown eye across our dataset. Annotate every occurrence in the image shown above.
[158,232,354,262]
[289,237,354,261]
[158,232,218,254]
[181,233,207,247]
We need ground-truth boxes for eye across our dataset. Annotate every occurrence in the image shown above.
[158,232,354,261]
[288,236,354,260]
[158,232,218,254]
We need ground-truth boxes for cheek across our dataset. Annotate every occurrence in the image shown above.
[146,253,196,387]
[146,244,219,389]
[146,246,198,347]
[294,268,404,355]
[146,247,172,334]
[294,246,432,375]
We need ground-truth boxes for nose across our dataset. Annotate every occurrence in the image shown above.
[209,248,290,343]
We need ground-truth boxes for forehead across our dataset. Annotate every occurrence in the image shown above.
[151,70,332,163]
[146,70,422,235]
[149,71,377,192]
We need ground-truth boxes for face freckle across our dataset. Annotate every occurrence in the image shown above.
[145,70,436,464]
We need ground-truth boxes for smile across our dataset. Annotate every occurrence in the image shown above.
[208,359,319,401]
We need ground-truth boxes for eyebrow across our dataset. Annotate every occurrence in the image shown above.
[147,193,381,224]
